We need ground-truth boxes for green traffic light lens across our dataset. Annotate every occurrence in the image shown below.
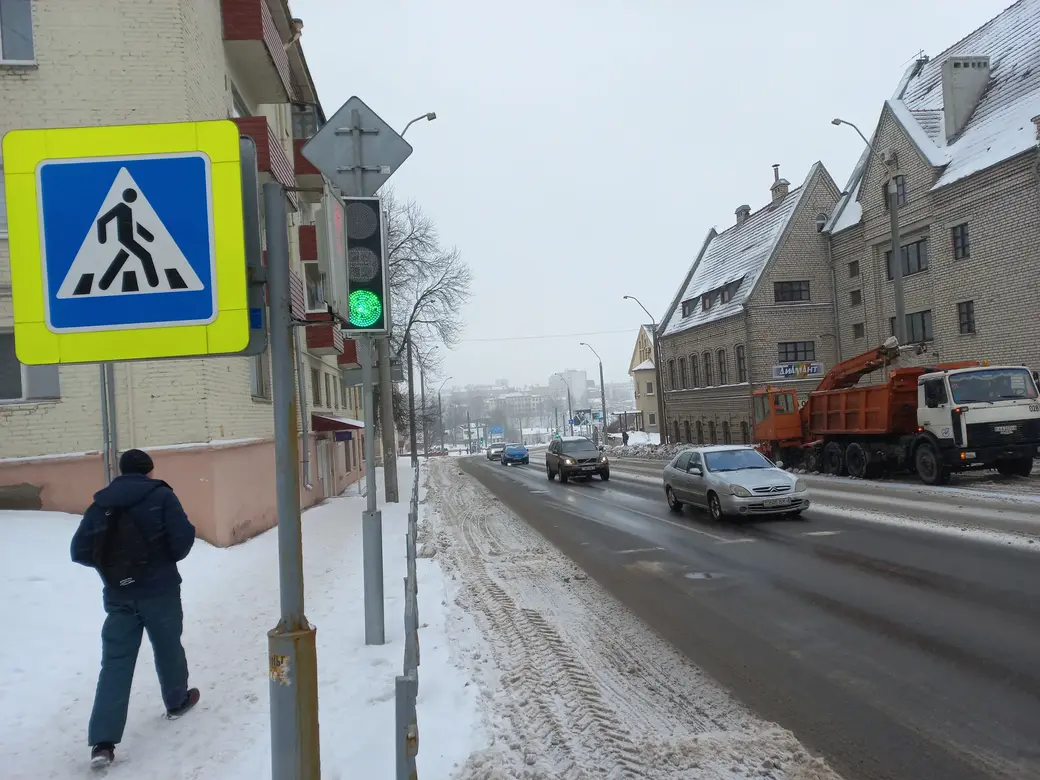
[349,290,382,328]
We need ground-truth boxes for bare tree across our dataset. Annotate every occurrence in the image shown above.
[381,188,472,359]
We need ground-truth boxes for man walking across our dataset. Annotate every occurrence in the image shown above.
[71,448,200,768]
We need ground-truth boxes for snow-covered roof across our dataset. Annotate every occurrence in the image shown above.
[641,324,655,343]
[839,0,1040,209]
[824,140,871,234]
[661,165,819,337]
[632,359,655,372]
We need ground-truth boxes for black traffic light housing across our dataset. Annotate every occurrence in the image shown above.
[342,196,389,335]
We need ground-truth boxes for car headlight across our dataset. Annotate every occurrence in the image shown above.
[563,458,574,465]
[795,479,807,492]
[599,455,608,463]
[729,484,752,498]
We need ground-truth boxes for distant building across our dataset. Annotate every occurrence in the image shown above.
[627,325,659,434]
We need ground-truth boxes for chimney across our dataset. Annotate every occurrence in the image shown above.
[770,164,790,203]
[735,204,751,225]
[942,56,990,142]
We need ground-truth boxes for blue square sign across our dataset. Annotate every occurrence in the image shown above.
[38,152,217,332]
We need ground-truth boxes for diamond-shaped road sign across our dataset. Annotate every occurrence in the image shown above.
[300,96,413,198]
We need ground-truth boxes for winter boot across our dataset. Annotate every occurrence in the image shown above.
[165,687,201,720]
[90,743,115,769]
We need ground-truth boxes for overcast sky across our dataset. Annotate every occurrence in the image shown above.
[291,0,1011,391]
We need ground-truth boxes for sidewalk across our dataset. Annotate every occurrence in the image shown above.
[0,461,483,779]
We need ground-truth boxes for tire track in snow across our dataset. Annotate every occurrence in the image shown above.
[426,461,845,779]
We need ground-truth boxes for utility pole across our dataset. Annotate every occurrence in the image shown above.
[419,365,428,457]
[377,338,398,502]
[466,410,472,454]
[438,392,444,452]
[888,175,907,344]
[567,385,573,436]
[407,337,417,467]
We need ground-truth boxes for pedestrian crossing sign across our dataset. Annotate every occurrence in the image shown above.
[2,120,249,364]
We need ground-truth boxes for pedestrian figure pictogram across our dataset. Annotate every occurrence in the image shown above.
[57,167,204,299]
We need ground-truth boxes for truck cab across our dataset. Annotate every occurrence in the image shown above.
[916,365,1040,477]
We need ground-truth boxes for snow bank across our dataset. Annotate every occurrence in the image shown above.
[0,463,482,779]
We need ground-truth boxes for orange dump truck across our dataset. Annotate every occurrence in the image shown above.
[754,339,1040,485]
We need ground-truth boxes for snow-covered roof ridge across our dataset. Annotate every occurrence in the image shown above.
[838,0,1040,212]
[824,137,874,234]
[631,359,655,372]
[660,163,823,338]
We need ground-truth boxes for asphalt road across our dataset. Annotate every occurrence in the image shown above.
[459,454,1040,780]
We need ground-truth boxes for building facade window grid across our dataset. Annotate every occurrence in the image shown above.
[889,310,934,344]
[952,223,971,260]
[689,355,700,387]
[717,349,728,385]
[0,0,34,62]
[668,359,676,390]
[958,301,976,334]
[853,322,865,339]
[850,289,862,306]
[778,341,815,362]
[678,357,688,389]
[774,280,811,303]
[885,237,929,280]
[702,352,713,386]
[849,260,859,277]
[736,345,747,383]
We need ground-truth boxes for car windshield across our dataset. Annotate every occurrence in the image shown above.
[948,368,1039,403]
[561,440,596,454]
[704,449,772,472]
[506,443,524,450]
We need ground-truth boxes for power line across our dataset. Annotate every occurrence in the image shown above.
[458,328,638,343]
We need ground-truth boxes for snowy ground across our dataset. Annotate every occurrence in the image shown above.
[422,459,842,780]
[0,463,483,780]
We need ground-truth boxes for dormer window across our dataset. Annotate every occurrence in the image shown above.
[681,298,697,318]
[701,294,712,311]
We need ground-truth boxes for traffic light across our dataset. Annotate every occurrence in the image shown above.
[342,196,389,335]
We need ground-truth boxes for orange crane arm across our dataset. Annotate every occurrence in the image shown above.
[814,341,903,393]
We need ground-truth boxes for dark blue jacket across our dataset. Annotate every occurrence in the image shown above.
[71,474,196,597]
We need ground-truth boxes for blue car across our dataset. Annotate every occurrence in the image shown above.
[500,443,530,466]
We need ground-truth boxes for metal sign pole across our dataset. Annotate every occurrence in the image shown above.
[359,334,385,645]
[264,182,321,780]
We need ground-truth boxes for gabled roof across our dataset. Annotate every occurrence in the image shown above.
[632,359,655,372]
[660,163,823,338]
[828,0,1040,233]
[641,324,654,344]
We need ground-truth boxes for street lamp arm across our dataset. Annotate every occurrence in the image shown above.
[831,117,873,151]
[401,111,437,138]
[579,341,602,362]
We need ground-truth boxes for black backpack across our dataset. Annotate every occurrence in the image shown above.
[90,497,154,589]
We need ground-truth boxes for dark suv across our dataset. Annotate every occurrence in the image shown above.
[546,436,609,482]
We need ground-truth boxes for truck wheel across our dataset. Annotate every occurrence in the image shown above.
[823,442,847,476]
[804,449,821,474]
[997,457,1033,478]
[844,443,869,480]
[914,442,951,486]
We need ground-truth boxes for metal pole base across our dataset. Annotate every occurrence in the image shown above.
[363,508,386,645]
[268,623,321,780]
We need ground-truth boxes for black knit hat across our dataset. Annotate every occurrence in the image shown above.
[119,448,154,476]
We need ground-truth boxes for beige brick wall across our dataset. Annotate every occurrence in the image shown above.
[0,0,347,460]
[829,108,1040,373]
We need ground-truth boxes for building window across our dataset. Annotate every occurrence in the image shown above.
[696,420,704,444]
[689,355,700,388]
[668,359,676,389]
[850,289,862,306]
[735,345,747,383]
[325,374,333,409]
[885,237,929,280]
[849,260,860,278]
[815,212,828,232]
[682,420,691,442]
[778,341,815,362]
[957,301,976,334]
[0,332,24,400]
[673,421,681,442]
[0,0,34,62]
[304,261,326,312]
[681,299,697,318]
[230,82,251,118]
[292,104,320,140]
[774,280,811,303]
[883,175,907,209]
[311,368,322,406]
[701,293,712,311]
[717,349,728,385]
[708,421,717,445]
[889,310,933,344]
[648,412,656,426]
[952,223,970,260]
[722,421,732,444]
[678,357,688,389]
[645,381,654,396]
[702,351,713,386]
[341,380,349,408]
[740,421,750,444]
[853,322,866,339]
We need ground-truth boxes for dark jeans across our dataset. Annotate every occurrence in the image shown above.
[87,588,189,746]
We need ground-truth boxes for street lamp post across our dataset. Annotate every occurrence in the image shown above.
[623,295,667,443]
[553,372,574,436]
[579,342,608,446]
[418,345,438,458]
[436,377,452,454]
[832,117,906,345]
[401,111,437,137]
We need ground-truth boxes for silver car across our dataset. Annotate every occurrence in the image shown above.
[662,445,810,521]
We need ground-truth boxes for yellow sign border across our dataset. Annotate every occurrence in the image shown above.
[2,119,248,365]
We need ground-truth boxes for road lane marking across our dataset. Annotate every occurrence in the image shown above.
[615,547,665,554]
[802,530,842,537]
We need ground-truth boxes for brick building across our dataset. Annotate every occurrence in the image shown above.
[0,0,365,544]
[657,163,840,445]
[825,0,1040,374]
